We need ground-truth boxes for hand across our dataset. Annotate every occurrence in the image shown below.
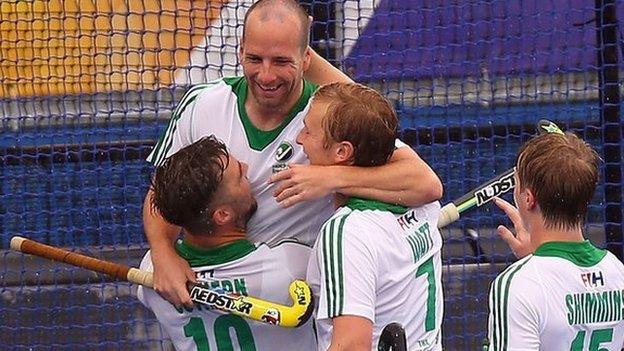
[152,249,197,309]
[493,197,533,259]
[269,164,336,208]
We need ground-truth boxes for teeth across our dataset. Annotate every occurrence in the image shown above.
[259,85,279,91]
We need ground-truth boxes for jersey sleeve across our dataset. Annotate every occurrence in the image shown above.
[315,214,377,323]
[487,262,540,351]
[146,85,206,166]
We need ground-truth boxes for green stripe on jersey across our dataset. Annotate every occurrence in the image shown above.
[322,213,350,317]
[148,83,213,166]
[492,256,532,351]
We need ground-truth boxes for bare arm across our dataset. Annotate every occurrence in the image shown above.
[334,146,443,205]
[270,146,443,207]
[304,47,352,85]
[143,188,196,307]
[328,315,373,351]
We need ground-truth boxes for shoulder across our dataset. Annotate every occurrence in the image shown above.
[254,240,311,279]
[317,208,377,259]
[256,239,312,262]
[489,256,543,335]
[491,256,540,300]
[262,239,313,254]
[178,78,239,109]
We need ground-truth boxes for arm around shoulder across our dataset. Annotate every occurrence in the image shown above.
[335,145,443,206]
[142,188,196,308]
[304,47,352,85]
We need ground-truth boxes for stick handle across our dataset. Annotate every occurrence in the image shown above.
[10,236,153,287]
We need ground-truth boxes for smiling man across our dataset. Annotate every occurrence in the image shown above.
[143,0,442,309]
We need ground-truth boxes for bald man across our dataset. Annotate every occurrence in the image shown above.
[143,0,443,308]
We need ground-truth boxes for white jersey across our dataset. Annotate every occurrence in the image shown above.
[487,240,624,351]
[307,198,444,351]
[137,239,316,351]
[147,77,333,246]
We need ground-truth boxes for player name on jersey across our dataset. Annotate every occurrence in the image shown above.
[403,220,434,264]
[565,288,624,325]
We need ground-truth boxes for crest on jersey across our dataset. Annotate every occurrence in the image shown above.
[272,141,294,174]
[275,141,294,162]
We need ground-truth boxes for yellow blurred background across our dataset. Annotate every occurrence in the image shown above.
[0,0,227,97]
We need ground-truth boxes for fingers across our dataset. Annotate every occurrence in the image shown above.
[272,180,292,198]
[186,267,197,284]
[152,257,196,309]
[275,186,298,203]
[178,287,194,309]
[497,225,518,248]
[268,169,290,184]
[493,197,523,229]
[278,192,306,208]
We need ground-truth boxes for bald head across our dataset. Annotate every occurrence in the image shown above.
[243,0,310,51]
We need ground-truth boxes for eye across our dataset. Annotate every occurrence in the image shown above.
[275,59,291,66]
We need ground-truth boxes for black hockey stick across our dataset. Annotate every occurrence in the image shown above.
[378,322,407,351]
[438,119,564,228]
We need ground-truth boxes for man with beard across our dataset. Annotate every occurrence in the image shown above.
[138,135,315,350]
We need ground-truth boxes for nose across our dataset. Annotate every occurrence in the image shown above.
[296,130,304,145]
[257,62,277,84]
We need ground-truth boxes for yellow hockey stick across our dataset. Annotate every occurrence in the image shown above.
[10,236,313,328]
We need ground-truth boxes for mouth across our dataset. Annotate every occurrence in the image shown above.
[256,83,283,95]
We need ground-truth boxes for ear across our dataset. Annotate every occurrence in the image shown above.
[524,188,537,210]
[333,141,355,165]
[302,46,311,71]
[212,205,234,226]
[238,44,244,63]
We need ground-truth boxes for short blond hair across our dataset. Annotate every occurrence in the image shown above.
[313,82,398,167]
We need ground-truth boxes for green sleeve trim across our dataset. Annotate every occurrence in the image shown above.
[490,256,533,351]
[224,77,316,151]
[533,240,607,267]
[175,239,257,267]
[321,214,350,317]
[148,84,212,166]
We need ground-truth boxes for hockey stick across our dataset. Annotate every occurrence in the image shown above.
[10,236,313,328]
[438,119,564,229]
[378,322,407,351]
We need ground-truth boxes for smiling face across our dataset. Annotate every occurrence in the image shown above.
[296,100,337,166]
[240,9,310,112]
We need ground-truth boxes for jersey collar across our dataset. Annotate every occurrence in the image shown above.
[175,239,257,267]
[344,197,408,214]
[223,76,317,151]
[533,240,607,267]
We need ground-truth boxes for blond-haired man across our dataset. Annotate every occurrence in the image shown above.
[488,133,624,350]
[300,83,444,351]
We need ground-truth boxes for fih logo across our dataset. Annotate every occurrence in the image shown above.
[273,141,294,174]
